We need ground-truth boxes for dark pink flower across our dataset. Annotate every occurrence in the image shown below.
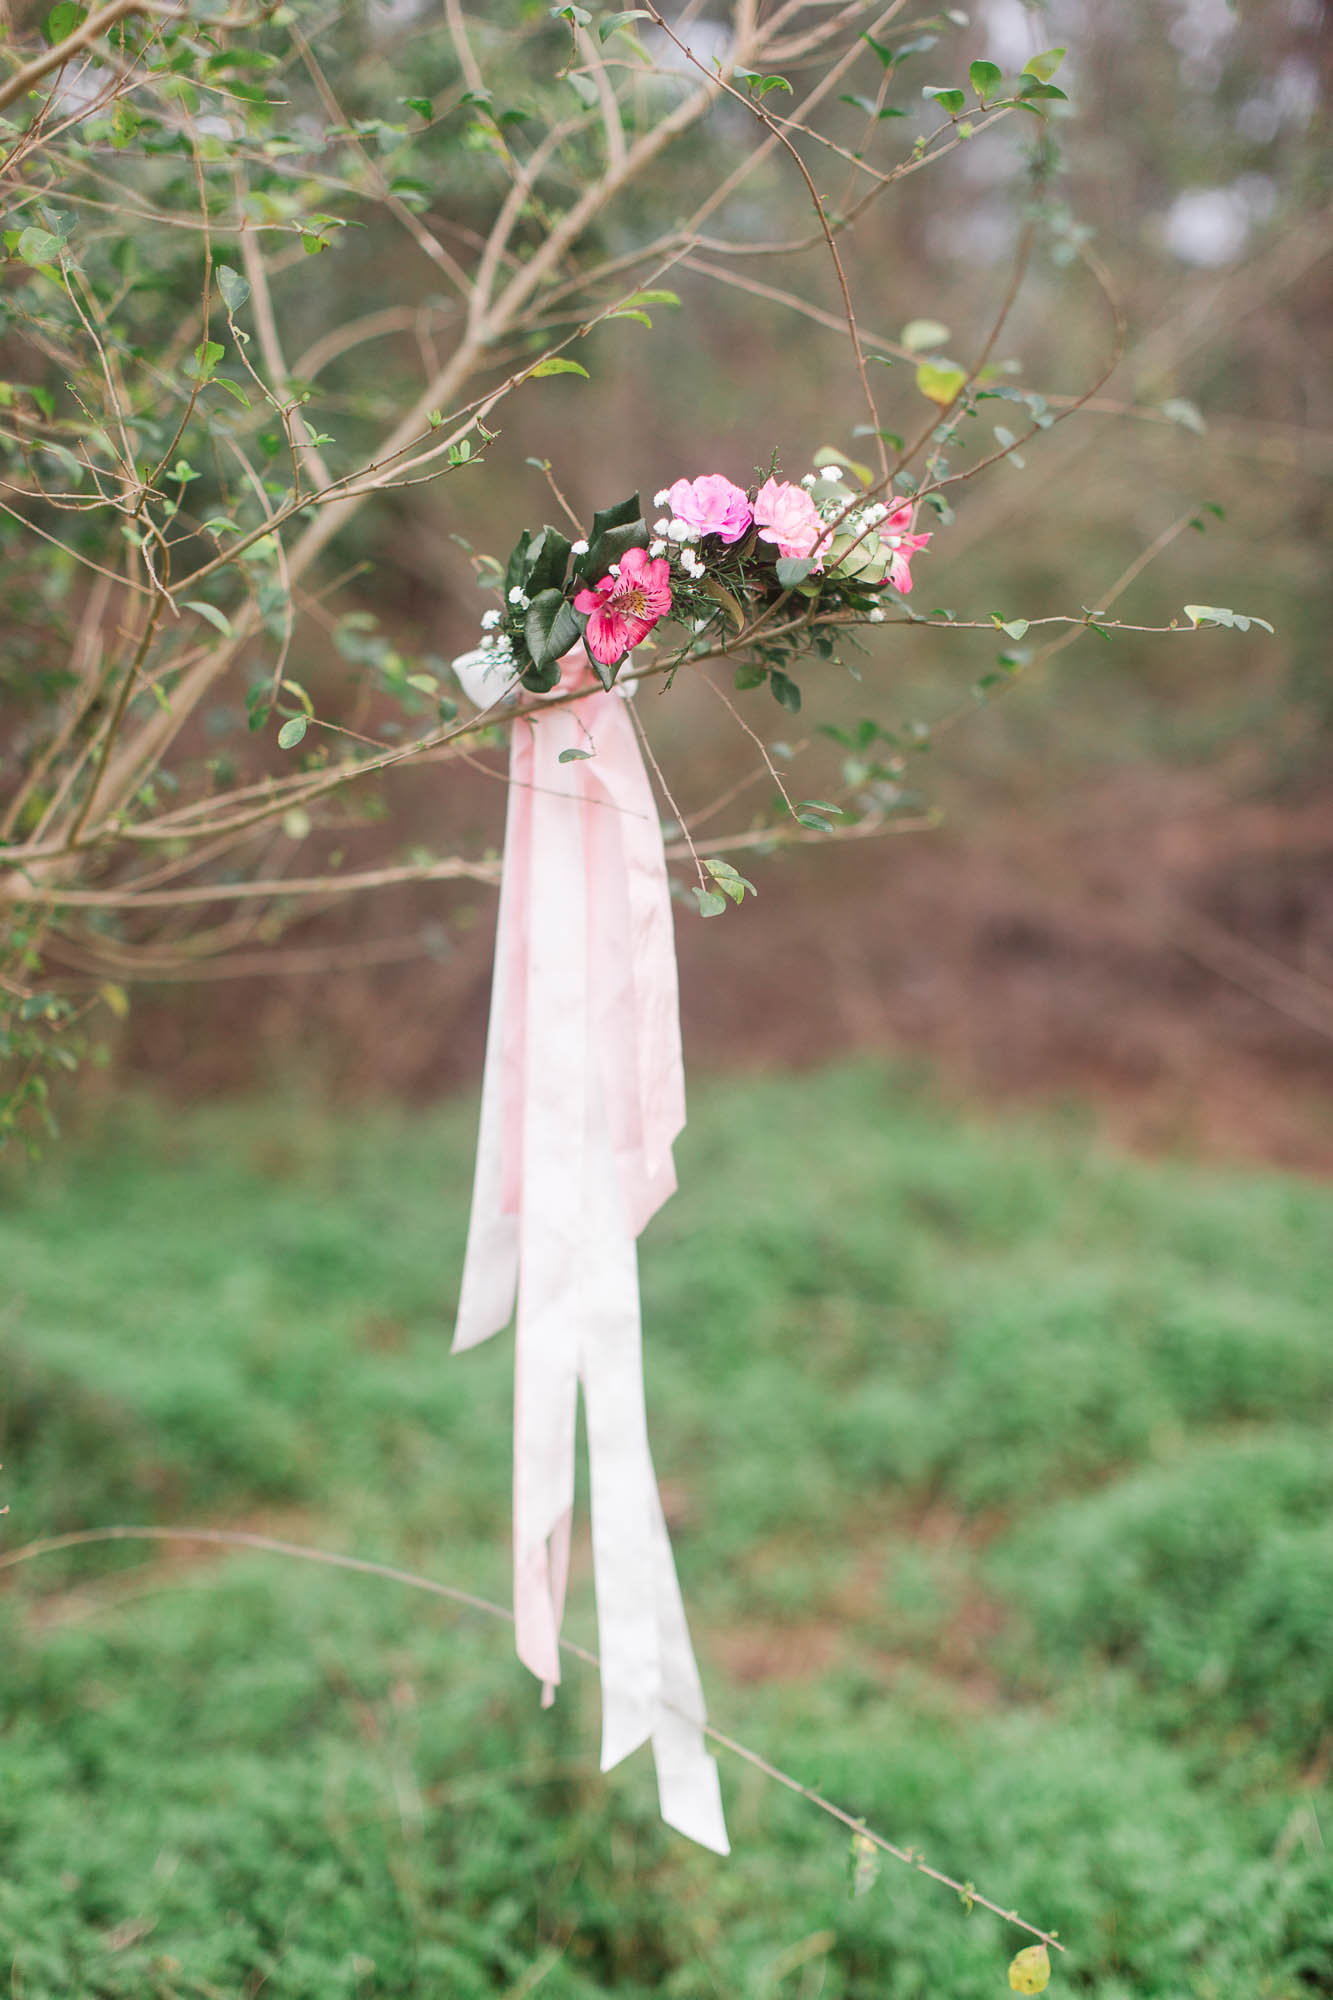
[573,546,672,667]
[752,477,830,567]
[880,497,931,594]
[664,473,752,544]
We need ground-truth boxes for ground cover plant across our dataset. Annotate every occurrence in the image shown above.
[2,1065,1331,1997]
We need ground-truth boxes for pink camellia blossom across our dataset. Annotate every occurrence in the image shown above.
[752,477,830,568]
[880,496,932,594]
[664,473,752,545]
[573,545,672,667]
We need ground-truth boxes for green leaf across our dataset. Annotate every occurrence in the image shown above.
[922,85,966,115]
[41,2,85,43]
[551,2,591,19]
[1022,46,1066,82]
[798,799,844,816]
[775,557,816,588]
[580,518,647,583]
[1017,80,1067,102]
[277,716,308,748]
[769,669,801,714]
[17,227,63,264]
[540,599,584,668]
[217,264,251,313]
[813,443,874,487]
[1183,604,1275,635]
[212,376,252,409]
[969,59,1002,100]
[900,317,951,352]
[524,525,573,596]
[523,589,569,670]
[796,810,835,831]
[186,339,225,383]
[599,9,650,40]
[915,360,967,406]
[401,96,432,118]
[990,615,1029,640]
[558,746,594,762]
[182,599,233,637]
[693,888,728,918]
[530,357,589,379]
[622,289,679,308]
[609,308,652,327]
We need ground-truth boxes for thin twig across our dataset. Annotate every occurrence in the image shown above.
[0,1524,1063,1951]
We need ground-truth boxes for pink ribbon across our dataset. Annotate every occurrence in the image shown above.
[453,650,729,1854]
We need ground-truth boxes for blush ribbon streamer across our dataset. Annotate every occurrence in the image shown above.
[451,649,729,1855]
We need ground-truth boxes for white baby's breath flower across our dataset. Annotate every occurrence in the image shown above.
[608,561,621,577]
[570,539,589,555]
[820,465,843,482]
[868,608,885,622]
[649,539,666,558]
[653,488,670,507]
[653,517,670,536]
[507,586,529,606]
[480,608,501,629]
[801,472,817,486]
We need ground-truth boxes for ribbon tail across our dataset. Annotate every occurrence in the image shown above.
[511,712,588,1691]
[453,728,533,1352]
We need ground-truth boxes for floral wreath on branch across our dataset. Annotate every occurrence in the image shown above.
[473,458,931,697]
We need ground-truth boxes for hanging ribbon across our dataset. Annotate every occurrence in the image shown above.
[451,646,729,1856]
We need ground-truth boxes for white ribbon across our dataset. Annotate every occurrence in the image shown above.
[452,648,729,1854]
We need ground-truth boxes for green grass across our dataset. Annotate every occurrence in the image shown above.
[1,1066,1331,1997]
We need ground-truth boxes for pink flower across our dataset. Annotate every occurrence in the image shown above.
[573,545,672,667]
[880,497,931,594]
[752,477,830,568]
[664,473,752,544]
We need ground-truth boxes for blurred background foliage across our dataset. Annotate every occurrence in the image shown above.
[3,0,1333,1994]
[2,1068,1332,1996]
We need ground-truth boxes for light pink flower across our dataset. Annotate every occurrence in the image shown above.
[881,497,931,594]
[752,477,829,568]
[664,473,752,545]
[573,546,672,667]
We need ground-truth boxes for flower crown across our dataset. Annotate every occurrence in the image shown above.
[475,462,931,695]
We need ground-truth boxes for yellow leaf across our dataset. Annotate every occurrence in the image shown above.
[98,983,129,1021]
[1008,1944,1051,1993]
[915,360,967,407]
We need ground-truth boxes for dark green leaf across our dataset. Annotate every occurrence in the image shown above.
[969,59,1002,100]
[558,746,593,762]
[538,599,584,669]
[775,557,816,588]
[769,670,801,714]
[524,525,572,597]
[523,589,568,672]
